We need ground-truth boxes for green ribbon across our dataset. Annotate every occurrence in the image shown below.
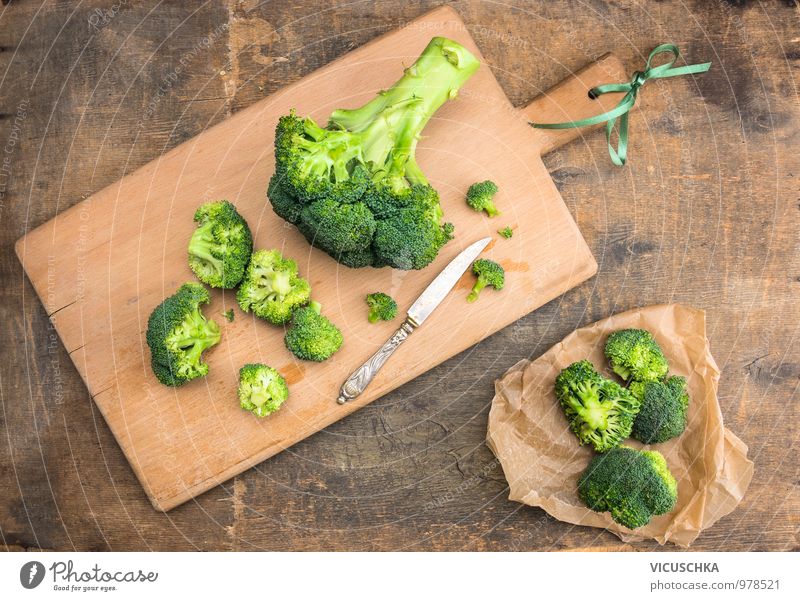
[530,44,711,166]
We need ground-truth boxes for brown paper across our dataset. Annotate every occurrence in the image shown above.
[486,304,753,547]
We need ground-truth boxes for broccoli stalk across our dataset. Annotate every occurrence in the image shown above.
[269,37,480,270]
[284,302,343,362]
[188,200,253,289]
[236,249,311,325]
[466,180,499,217]
[365,292,398,323]
[238,364,289,418]
[467,259,504,303]
[146,283,221,386]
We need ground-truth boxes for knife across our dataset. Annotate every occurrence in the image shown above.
[337,237,492,404]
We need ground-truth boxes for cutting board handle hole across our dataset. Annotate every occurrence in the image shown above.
[587,89,599,100]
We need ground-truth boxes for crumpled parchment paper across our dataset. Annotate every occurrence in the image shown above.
[486,304,753,547]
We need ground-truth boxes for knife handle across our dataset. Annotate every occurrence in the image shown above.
[337,318,418,404]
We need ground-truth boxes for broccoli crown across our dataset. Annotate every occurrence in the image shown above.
[631,375,689,444]
[238,363,289,417]
[365,292,398,323]
[268,37,480,270]
[146,282,221,387]
[188,200,253,289]
[578,446,678,529]
[466,180,499,217]
[284,301,343,362]
[236,249,311,325]
[467,258,504,303]
[604,328,669,383]
[498,226,513,239]
[554,360,641,452]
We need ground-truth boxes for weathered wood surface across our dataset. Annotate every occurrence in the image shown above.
[1,0,797,551]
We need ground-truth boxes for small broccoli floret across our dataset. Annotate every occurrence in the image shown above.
[466,180,499,217]
[236,249,311,325]
[604,328,669,383]
[498,226,513,239]
[188,200,253,289]
[630,375,689,444]
[238,363,289,417]
[284,301,343,362]
[578,446,678,529]
[467,258,504,303]
[554,360,641,452]
[223,309,234,322]
[365,292,398,323]
[146,282,221,387]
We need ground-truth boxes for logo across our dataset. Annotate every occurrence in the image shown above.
[20,561,46,589]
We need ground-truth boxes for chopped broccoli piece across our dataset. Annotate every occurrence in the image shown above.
[605,328,669,383]
[268,37,480,270]
[284,301,343,362]
[467,258,504,303]
[365,292,398,323]
[223,309,235,322]
[554,360,641,452]
[238,363,289,417]
[578,446,678,529]
[236,249,311,325]
[497,226,513,239]
[630,375,690,443]
[146,282,221,387]
[466,180,499,217]
[188,200,253,289]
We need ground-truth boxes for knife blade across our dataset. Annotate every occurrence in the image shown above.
[337,237,492,404]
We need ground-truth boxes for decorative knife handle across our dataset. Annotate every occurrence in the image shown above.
[337,318,418,404]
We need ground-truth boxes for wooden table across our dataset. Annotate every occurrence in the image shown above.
[1,0,797,551]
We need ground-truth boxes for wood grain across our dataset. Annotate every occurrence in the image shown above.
[1,0,797,551]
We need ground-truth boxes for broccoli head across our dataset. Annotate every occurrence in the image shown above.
[630,375,689,444]
[467,258,504,303]
[604,328,669,383]
[146,282,221,386]
[284,301,343,362]
[268,37,480,270]
[236,249,311,325]
[466,180,499,217]
[554,360,641,452]
[578,446,678,529]
[366,292,398,323]
[188,200,253,289]
[238,363,289,417]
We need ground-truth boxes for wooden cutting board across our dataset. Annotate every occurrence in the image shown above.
[15,6,626,511]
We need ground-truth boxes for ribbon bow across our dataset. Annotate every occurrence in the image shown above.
[530,44,711,166]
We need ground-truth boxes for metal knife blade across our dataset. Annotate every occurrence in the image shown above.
[407,237,491,325]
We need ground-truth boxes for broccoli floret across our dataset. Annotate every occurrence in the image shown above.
[188,200,253,289]
[236,249,311,325]
[238,363,289,417]
[630,376,689,444]
[578,446,678,529]
[467,258,504,303]
[268,37,480,270]
[223,309,234,322]
[365,292,398,323]
[604,328,669,383]
[284,301,343,362]
[466,180,499,217]
[554,360,641,452]
[498,226,513,239]
[146,282,221,387]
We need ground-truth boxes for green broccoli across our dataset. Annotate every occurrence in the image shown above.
[554,360,641,452]
[284,301,343,362]
[630,375,689,444]
[236,249,311,325]
[498,226,513,239]
[467,259,504,303]
[578,446,678,529]
[238,363,289,417]
[146,282,221,386]
[466,180,499,217]
[268,37,480,270]
[365,292,398,323]
[188,200,253,289]
[604,328,669,383]
[223,309,235,322]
